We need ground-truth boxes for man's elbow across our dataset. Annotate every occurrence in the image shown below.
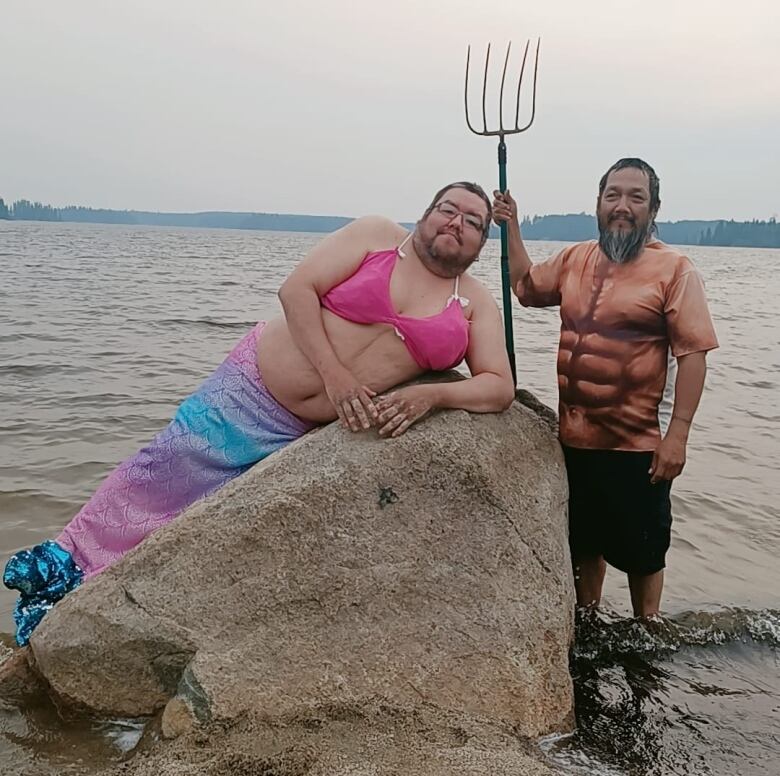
[492,377,516,411]
[512,278,533,308]
[277,280,291,307]
[278,278,305,309]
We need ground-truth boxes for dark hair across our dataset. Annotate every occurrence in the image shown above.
[598,158,661,217]
[422,181,493,241]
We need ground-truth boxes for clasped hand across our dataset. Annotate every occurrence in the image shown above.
[323,366,378,432]
[325,370,434,439]
[374,385,435,438]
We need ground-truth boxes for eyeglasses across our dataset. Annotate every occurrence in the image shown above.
[432,202,485,234]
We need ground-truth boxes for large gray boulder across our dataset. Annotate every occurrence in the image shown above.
[28,392,574,740]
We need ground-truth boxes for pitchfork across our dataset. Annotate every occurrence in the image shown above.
[465,39,540,385]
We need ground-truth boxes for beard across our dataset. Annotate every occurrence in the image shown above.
[598,214,654,264]
[412,228,478,279]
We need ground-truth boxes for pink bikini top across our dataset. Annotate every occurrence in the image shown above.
[320,233,470,371]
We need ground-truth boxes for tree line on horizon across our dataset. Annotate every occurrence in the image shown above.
[1,197,779,249]
[519,213,780,249]
[0,198,61,221]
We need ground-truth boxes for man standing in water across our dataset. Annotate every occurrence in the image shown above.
[493,158,718,618]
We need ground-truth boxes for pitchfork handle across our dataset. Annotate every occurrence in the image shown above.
[497,138,517,385]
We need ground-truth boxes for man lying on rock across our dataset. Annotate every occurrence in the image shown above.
[4,181,515,646]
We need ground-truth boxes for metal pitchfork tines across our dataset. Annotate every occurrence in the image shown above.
[465,39,541,385]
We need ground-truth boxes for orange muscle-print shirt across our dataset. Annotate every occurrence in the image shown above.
[517,240,719,451]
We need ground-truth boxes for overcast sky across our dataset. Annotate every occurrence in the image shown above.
[2,0,778,222]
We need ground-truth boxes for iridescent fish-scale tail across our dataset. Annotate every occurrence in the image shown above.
[3,322,315,645]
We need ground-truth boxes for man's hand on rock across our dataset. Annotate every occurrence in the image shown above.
[323,365,378,432]
[375,385,436,438]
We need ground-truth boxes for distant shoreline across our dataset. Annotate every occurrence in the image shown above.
[1,199,778,248]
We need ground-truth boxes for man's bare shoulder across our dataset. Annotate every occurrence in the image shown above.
[348,215,408,249]
[460,273,500,311]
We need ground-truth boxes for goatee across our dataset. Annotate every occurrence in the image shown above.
[598,216,653,264]
[412,232,475,279]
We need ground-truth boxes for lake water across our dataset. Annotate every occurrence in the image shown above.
[1,220,778,774]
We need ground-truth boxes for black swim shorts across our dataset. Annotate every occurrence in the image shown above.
[562,445,673,575]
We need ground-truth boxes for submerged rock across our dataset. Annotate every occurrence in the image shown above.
[0,646,44,704]
[28,391,574,741]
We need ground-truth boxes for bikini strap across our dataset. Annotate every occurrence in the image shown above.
[448,274,470,309]
[397,231,413,258]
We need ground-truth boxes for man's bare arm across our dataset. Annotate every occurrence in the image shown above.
[373,284,515,438]
[278,216,398,430]
[493,190,532,294]
[650,351,708,483]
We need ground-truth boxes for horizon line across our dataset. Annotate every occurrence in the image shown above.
[2,198,772,226]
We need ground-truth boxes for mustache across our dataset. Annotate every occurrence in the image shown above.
[437,227,463,245]
[608,213,636,226]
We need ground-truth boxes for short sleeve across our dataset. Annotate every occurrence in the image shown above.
[516,247,569,307]
[664,264,719,357]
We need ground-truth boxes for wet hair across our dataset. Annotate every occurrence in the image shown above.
[598,158,661,219]
[422,181,493,241]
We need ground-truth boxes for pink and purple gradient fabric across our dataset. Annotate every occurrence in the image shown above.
[5,322,315,644]
[56,322,314,578]
[56,321,315,577]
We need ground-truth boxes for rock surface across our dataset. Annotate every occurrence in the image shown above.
[29,392,574,741]
[0,646,43,704]
[103,701,560,776]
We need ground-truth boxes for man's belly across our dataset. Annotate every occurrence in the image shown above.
[256,313,422,422]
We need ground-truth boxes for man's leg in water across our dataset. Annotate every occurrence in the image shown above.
[572,554,607,608]
[628,569,664,618]
[564,446,609,609]
[596,450,671,619]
